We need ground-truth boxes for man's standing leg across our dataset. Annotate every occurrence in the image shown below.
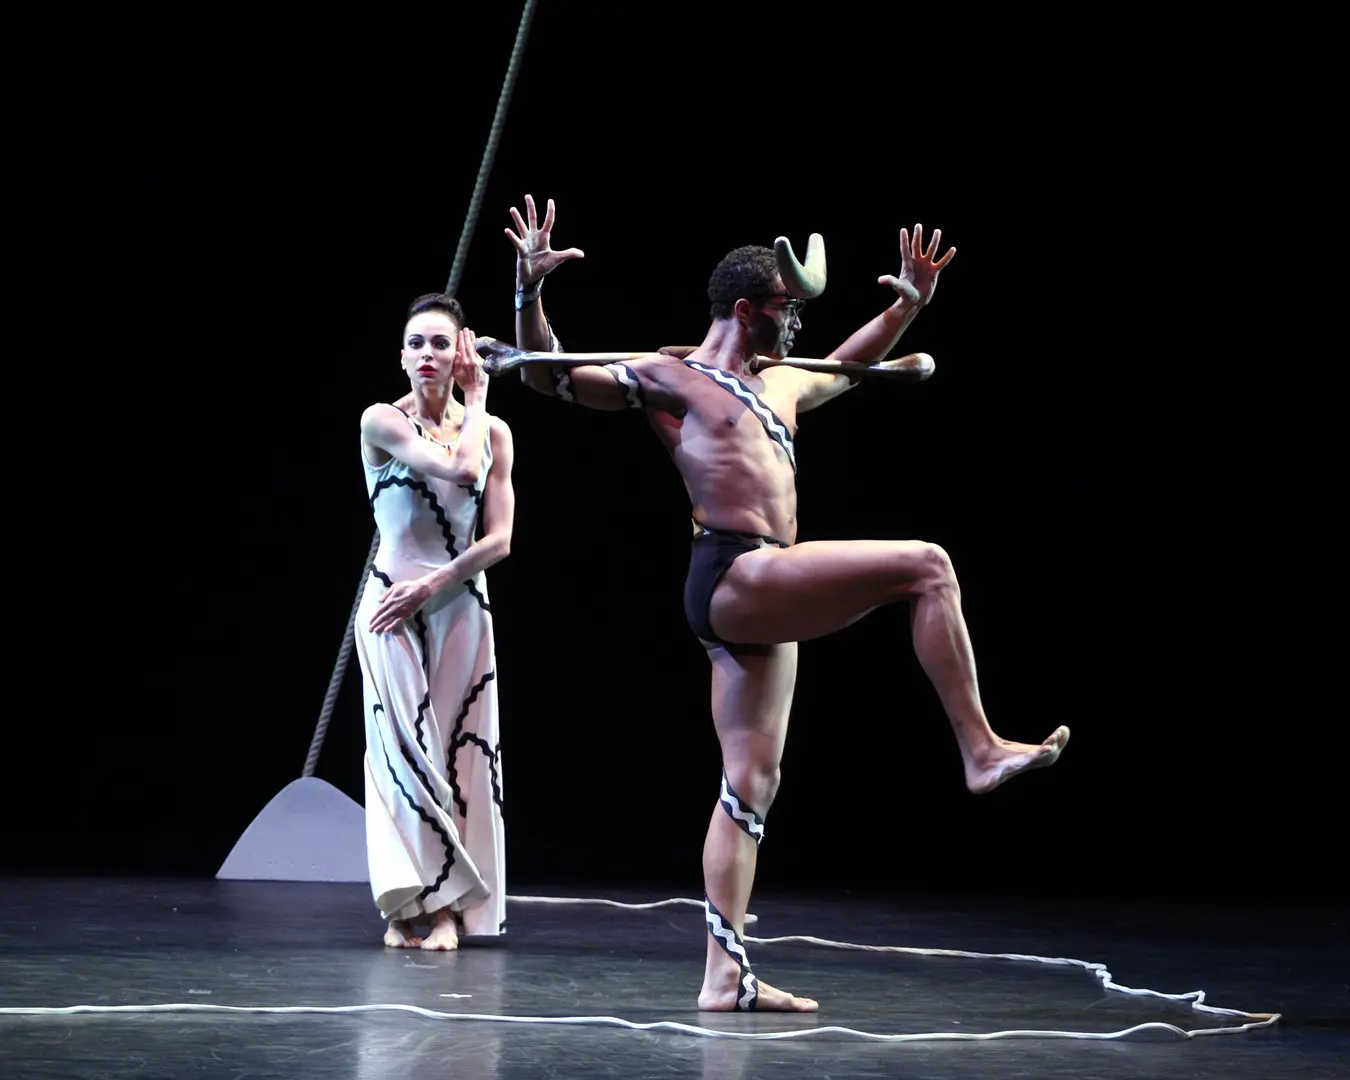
[697,642,819,1012]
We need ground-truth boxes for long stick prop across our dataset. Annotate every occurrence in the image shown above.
[475,338,933,383]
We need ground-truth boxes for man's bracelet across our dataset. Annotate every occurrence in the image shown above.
[514,277,544,311]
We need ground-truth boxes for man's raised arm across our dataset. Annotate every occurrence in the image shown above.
[504,193,652,412]
[792,223,955,413]
[507,194,578,357]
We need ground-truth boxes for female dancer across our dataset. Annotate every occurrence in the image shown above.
[355,293,515,950]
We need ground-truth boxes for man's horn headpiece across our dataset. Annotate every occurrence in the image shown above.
[774,233,827,299]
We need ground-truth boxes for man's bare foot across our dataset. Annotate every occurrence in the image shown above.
[420,910,460,951]
[966,725,1071,794]
[698,975,819,1013]
[383,919,422,948]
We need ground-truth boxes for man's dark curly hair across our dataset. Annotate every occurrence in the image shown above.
[707,245,780,320]
[405,292,466,330]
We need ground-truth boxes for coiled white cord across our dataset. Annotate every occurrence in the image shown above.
[0,893,1280,1042]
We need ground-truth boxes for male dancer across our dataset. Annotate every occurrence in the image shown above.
[504,195,1069,1012]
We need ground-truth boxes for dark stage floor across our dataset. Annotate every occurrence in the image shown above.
[0,877,1344,1079]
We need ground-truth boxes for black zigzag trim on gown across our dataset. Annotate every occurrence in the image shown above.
[412,690,432,756]
[393,694,442,824]
[412,610,430,677]
[455,732,505,813]
[373,704,456,901]
[457,480,493,609]
[370,574,439,664]
[371,475,491,613]
[399,742,441,826]
[463,577,491,613]
[371,476,460,555]
[457,433,488,528]
[446,669,497,817]
[456,480,491,612]
[459,481,485,528]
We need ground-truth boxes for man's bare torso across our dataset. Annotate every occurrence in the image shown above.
[629,353,801,544]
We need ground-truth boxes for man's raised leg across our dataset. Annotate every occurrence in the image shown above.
[698,641,818,1012]
[709,540,1069,793]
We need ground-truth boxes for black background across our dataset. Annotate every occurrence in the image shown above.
[10,8,1338,903]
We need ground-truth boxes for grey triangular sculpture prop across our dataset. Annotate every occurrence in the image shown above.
[217,777,370,883]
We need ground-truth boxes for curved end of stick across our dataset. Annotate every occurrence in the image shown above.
[774,233,827,299]
[901,352,935,381]
[477,338,525,376]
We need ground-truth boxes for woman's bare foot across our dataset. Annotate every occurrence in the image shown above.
[383,919,422,948]
[420,909,460,951]
[965,725,1070,794]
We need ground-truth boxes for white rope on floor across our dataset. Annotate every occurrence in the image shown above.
[0,893,1281,1042]
[509,893,758,925]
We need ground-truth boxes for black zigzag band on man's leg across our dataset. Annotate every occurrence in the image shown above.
[719,770,765,845]
[704,896,758,1011]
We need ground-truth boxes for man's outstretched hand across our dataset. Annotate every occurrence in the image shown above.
[878,223,956,306]
[506,194,585,287]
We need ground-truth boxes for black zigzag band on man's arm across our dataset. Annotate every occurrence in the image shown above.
[551,366,575,403]
[601,362,646,410]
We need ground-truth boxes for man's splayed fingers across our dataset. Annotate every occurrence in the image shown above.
[879,273,921,301]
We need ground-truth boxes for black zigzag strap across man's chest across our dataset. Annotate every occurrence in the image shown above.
[683,361,796,473]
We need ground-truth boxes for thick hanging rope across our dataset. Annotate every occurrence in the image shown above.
[302,0,540,778]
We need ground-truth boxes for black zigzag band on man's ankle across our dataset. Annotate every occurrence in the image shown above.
[704,896,758,1011]
[719,770,765,845]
